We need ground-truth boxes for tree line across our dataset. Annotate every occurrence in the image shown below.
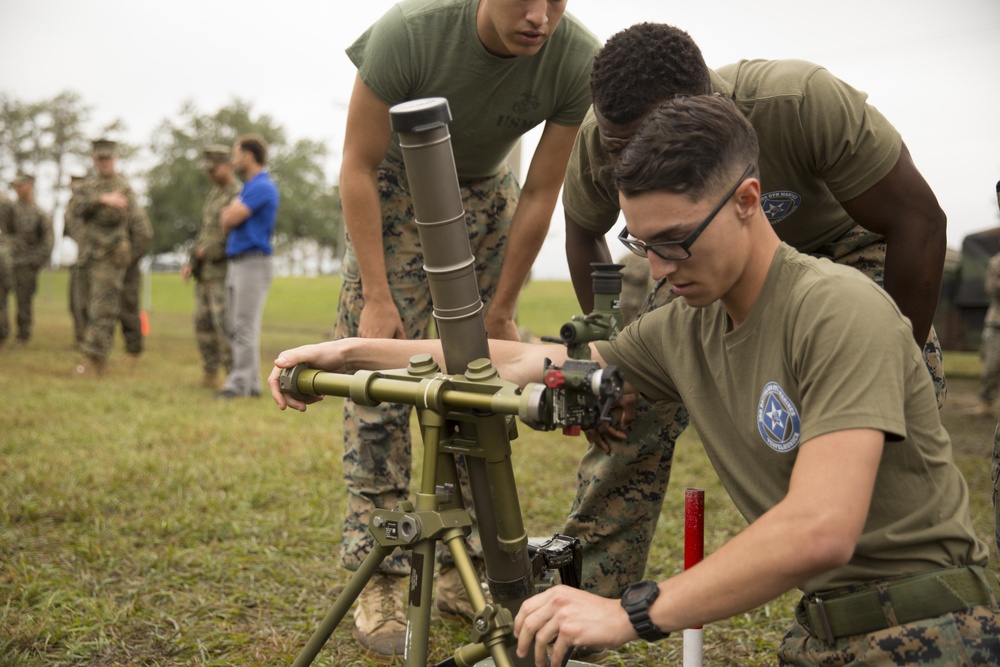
[0,91,344,266]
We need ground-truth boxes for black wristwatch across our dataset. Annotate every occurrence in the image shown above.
[620,580,670,642]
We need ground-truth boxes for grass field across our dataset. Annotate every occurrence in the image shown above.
[1,270,997,667]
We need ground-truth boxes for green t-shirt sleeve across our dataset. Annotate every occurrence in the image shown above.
[562,108,622,233]
[595,312,682,405]
[788,273,911,444]
[346,6,413,106]
[798,65,902,202]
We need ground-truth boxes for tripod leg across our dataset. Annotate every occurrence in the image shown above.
[404,536,436,667]
[291,543,394,667]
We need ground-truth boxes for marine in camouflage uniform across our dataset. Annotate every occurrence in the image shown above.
[561,26,950,599]
[334,160,517,574]
[994,420,1000,556]
[336,0,598,613]
[5,174,54,344]
[0,192,14,345]
[64,175,89,347]
[181,145,239,388]
[118,192,153,359]
[975,253,1000,413]
[994,180,1000,557]
[74,139,145,374]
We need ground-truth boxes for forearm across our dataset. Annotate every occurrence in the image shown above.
[650,500,844,632]
[882,225,946,344]
[219,207,246,232]
[341,168,393,305]
[650,430,879,632]
[566,215,613,313]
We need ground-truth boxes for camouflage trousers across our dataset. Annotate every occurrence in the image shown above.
[978,325,1000,403]
[69,264,87,345]
[564,225,949,598]
[194,277,230,375]
[333,160,518,575]
[780,576,1000,666]
[993,421,1000,555]
[119,261,143,355]
[79,258,127,362]
[0,248,10,341]
[1,265,41,341]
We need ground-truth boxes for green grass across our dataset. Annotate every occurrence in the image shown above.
[1,271,996,667]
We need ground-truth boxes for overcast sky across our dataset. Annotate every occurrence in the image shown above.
[2,0,999,277]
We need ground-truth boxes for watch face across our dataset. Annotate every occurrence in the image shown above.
[622,587,642,605]
[622,581,653,606]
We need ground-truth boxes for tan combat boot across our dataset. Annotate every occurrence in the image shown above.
[435,560,491,621]
[353,572,406,658]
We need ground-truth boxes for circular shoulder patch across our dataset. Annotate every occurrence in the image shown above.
[756,381,801,452]
[760,191,802,225]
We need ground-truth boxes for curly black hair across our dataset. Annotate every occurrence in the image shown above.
[590,23,713,125]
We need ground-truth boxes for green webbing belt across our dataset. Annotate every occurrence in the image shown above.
[802,566,997,644]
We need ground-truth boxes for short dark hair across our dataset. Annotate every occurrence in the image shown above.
[590,23,712,125]
[236,133,268,166]
[615,96,758,201]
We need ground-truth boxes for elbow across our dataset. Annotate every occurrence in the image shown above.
[798,525,857,575]
[931,207,948,241]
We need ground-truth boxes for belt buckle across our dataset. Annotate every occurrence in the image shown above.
[811,595,835,644]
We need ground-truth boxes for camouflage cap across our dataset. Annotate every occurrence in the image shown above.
[91,138,117,157]
[202,144,231,167]
[12,172,35,186]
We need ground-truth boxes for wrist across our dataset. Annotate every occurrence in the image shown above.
[620,580,670,642]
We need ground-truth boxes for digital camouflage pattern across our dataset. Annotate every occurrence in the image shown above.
[0,195,14,342]
[334,159,517,575]
[977,254,1000,404]
[781,591,1000,666]
[76,173,145,362]
[120,194,153,355]
[566,223,949,598]
[64,180,88,345]
[191,181,240,374]
[4,198,53,341]
[993,421,1000,555]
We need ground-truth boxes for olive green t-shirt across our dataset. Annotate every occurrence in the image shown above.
[347,0,599,179]
[596,244,988,594]
[563,59,902,253]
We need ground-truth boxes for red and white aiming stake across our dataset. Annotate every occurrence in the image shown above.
[684,488,704,667]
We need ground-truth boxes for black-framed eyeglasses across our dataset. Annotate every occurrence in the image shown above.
[618,163,755,261]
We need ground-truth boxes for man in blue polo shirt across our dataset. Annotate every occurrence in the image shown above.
[218,133,279,399]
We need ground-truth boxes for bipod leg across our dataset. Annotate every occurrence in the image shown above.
[429,533,516,667]
[291,543,394,667]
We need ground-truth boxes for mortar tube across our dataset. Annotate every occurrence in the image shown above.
[390,98,534,666]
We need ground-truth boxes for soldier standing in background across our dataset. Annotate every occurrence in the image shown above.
[975,250,1000,416]
[118,176,154,367]
[64,174,89,348]
[73,139,145,376]
[992,179,1000,556]
[0,190,13,347]
[5,174,54,345]
[181,145,239,389]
